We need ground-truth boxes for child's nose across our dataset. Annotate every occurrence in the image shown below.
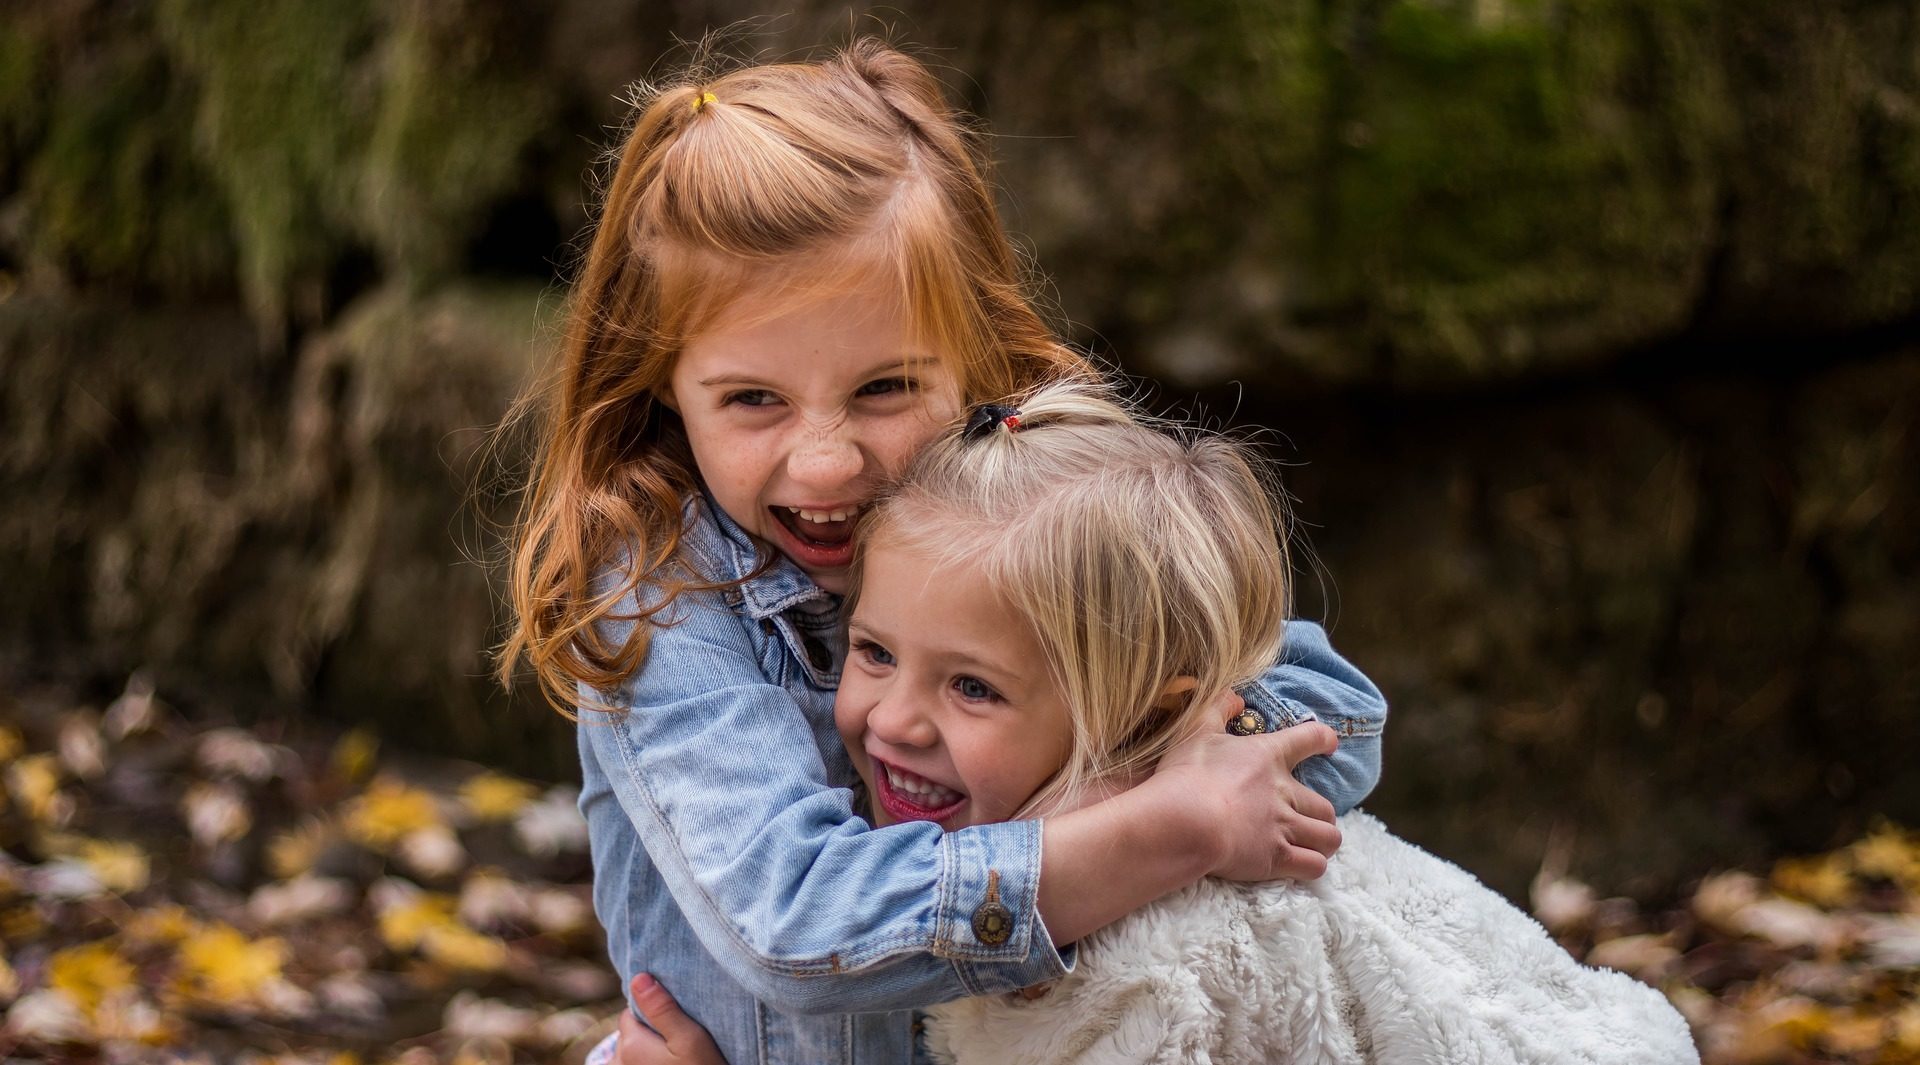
[869,691,938,749]
[788,435,863,489]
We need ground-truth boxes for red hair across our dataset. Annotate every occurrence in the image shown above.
[498,40,1092,715]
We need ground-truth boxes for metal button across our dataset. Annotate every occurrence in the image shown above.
[1226,708,1268,736]
[972,870,1013,947]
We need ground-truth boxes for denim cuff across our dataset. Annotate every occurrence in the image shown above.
[939,818,1075,995]
[1239,678,1384,740]
[929,825,1067,982]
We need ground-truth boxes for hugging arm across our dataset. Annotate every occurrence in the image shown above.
[578,587,1070,1015]
[1241,619,1389,814]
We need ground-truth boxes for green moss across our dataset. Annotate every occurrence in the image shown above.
[361,4,558,281]
[155,0,378,323]
[20,25,233,291]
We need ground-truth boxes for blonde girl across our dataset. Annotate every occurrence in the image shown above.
[834,381,1699,1063]
[501,41,1387,1065]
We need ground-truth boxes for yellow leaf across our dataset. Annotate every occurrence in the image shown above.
[47,940,135,1017]
[120,904,199,947]
[345,778,444,850]
[268,817,338,879]
[332,728,380,785]
[7,753,62,822]
[1771,854,1856,909]
[177,923,286,1007]
[330,1053,365,1065]
[0,724,23,764]
[459,773,538,822]
[378,893,460,952]
[0,952,19,1002]
[422,924,509,972]
[1851,822,1920,882]
[79,839,151,895]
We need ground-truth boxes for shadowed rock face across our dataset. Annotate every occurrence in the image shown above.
[3,1,1917,892]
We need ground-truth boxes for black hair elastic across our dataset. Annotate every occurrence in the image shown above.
[962,403,1022,441]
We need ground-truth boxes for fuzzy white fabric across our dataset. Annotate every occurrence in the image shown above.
[926,812,1698,1065]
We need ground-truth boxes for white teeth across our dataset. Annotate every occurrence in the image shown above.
[884,764,961,807]
[791,504,862,524]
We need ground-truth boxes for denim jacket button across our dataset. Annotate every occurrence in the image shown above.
[1226,708,1268,736]
[972,870,1013,946]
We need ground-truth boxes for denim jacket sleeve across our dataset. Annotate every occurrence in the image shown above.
[576,584,1071,1015]
[1237,619,1388,814]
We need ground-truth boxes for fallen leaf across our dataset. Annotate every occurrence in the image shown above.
[101,673,160,740]
[344,778,444,850]
[55,712,106,780]
[248,876,356,927]
[4,988,91,1043]
[197,728,284,783]
[443,990,542,1041]
[268,817,339,880]
[176,923,287,1009]
[47,940,135,1017]
[1584,933,1679,980]
[78,838,150,895]
[331,729,380,786]
[399,825,468,880]
[513,787,588,858]
[181,781,252,848]
[7,754,64,823]
[460,773,539,823]
[422,924,509,973]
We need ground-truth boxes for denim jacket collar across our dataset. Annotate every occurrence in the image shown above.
[694,491,838,621]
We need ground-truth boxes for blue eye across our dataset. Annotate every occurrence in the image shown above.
[854,639,895,667]
[724,389,778,407]
[954,676,998,702]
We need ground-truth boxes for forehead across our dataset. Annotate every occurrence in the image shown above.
[852,541,1037,662]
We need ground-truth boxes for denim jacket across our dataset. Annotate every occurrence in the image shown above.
[576,496,1388,1065]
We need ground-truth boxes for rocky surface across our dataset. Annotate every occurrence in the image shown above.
[3,0,1917,891]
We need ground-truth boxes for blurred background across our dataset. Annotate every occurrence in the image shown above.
[2,0,1917,1060]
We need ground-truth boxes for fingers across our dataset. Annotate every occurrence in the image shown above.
[1286,810,1342,860]
[1293,786,1337,827]
[628,973,727,1064]
[616,986,668,1065]
[1271,721,1338,766]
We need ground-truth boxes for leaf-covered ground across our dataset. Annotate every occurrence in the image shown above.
[2,675,1916,1064]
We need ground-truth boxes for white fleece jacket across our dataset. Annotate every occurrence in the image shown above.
[925,812,1698,1065]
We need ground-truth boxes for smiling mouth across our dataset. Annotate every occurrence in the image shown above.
[770,505,860,547]
[871,757,967,823]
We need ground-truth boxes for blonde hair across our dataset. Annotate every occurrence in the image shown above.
[499,40,1092,715]
[852,379,1291,815]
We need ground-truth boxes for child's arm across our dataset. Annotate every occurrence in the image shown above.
[1239,620,1388,814]
[579,584,1326,1016]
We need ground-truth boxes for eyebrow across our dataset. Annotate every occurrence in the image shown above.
[697,354,940,390]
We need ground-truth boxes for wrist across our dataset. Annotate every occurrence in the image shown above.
[1126,773,1222,880]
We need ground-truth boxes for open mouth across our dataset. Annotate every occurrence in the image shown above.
[768,505,862,569]
[871,756,967,824]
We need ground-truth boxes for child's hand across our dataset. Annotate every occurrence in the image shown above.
[615,973,729,1065]
[1154,692,1343,883]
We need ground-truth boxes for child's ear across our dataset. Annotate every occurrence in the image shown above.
[1151,676,1199,712]
[654,385,680,414]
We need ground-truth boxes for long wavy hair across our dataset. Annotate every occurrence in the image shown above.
[849,379,1292,816]
[499,39,1092,716]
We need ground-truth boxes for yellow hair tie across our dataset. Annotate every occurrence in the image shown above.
[690,91,717,115]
